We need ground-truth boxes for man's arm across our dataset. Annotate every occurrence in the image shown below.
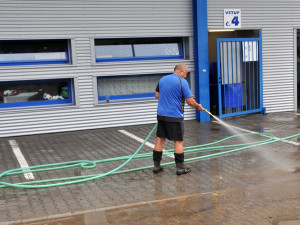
[181,80,202,110]
[155,82,159,99]
[155,92,159,99]
[186,97,203,111]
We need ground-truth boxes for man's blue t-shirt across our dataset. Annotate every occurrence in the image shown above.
[156,74,193,119]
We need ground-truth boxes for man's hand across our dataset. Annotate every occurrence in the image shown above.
[196,104,203,111]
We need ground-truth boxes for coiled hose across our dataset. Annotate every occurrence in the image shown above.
[0,123,299,189]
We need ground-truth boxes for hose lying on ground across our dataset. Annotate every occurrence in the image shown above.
[0,123,299,189]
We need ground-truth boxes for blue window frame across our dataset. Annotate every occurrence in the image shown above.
[0,79,73,108]
[98,74,165,103]
[95,37,184,62]
[0,40,70,66]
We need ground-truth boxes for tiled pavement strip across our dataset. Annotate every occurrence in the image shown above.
[0,112,299,224]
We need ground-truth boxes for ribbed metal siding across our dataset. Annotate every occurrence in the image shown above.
[0,0,193,38]
[0,0,195,137]
[208,0,297,113]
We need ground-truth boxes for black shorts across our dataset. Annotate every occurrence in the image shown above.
[156,120,184,141]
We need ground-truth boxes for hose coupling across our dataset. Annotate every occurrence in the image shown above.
[203,108,213,116]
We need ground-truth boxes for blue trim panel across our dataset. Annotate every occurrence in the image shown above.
[193,0,199,120]
[179,40,184,58]
[193,0,210,122]
[259,30,264,112]
[217,38,260,42]
[65,40,70,64]
[67,80,73,104]
[0,60,68,66]
[217,40,222,117]
[0,99,72,108]
[99,93,155,101]
[97,73,165,79]
[96,55,183,63]
[220,109,262,118]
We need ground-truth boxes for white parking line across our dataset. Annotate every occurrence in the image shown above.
[8,140,35,180]
[212,121,300,146]
[118,130,174,158]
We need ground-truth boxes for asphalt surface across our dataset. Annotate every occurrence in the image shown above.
[0,112,300,225]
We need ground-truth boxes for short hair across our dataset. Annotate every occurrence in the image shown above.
[174,63,187,71]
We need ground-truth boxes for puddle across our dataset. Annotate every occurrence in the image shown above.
[11,194,214,225]
[278,221,300,225]
[292,167,300,173]
[272,214,300,225]
[9,184,300,225]
[12,215,85,225]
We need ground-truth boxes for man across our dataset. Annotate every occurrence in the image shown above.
[153,63,203,175]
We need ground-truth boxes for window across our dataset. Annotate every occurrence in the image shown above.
[97,73,191,103]
[98,74,164,103]
[95,37,184,62]
[0,79,73,108]
[0,40,70,66]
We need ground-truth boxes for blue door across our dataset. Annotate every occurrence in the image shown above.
[216,36,263,118]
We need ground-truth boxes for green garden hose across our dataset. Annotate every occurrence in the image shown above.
[1,123,299,189]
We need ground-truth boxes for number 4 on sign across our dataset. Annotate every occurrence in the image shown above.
[232,16,239,26]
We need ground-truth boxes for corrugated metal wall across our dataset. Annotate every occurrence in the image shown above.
[208,0,297,113]
[0,0,195,137]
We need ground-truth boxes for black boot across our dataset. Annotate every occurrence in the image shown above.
[153,150,163,173]
[174,153,191,175]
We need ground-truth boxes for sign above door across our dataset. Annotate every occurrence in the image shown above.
[224,9,241,29]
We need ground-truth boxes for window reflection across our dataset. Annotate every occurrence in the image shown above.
[134,43,180,56]
[95,37,183,62]
[0,40,69,65]
[95,45,132,58]
[0,79,71,107]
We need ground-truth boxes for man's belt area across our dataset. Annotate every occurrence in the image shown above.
[157,115,183,122]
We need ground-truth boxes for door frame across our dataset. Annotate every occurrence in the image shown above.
[216,30,264,118]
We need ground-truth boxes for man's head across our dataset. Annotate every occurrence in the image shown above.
[174,63,188,78]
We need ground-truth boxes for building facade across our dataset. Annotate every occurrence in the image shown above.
[0,0,298,137]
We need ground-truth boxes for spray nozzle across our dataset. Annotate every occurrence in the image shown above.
[203,108,213,116]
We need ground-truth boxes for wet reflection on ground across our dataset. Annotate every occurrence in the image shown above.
[11,175,300,225]
[11,194,218,225]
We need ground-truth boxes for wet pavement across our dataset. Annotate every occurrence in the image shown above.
[0,112,300,225]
